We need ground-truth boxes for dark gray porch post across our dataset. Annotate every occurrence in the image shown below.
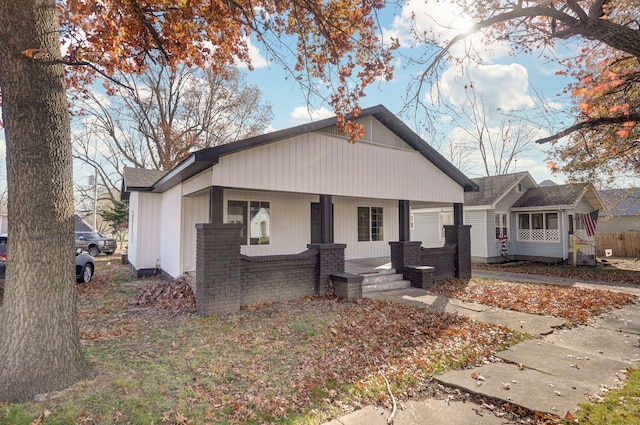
[320,194,333,243]
[453,202,463,225]
[398,200,411,242]
[209,186,224,224]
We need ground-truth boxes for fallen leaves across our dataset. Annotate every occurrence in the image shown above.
[474,261,640,285]
[430,278,636,325]
[129,275,195,315]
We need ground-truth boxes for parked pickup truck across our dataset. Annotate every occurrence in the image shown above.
[75,231,116,256]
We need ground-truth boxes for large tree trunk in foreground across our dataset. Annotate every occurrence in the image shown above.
[0,0,94,402]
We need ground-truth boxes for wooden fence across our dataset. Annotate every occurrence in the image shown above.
[596,231,640,258]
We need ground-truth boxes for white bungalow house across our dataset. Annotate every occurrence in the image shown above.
[121,105,478,314]
[412,171,605,264]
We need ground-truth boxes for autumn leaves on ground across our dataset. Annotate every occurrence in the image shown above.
[0,259,638,425]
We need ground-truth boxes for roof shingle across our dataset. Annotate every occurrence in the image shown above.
[464,172,529,207]
[512,184,588,208]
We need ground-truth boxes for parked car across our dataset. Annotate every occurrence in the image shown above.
[75,231,116,256]
[0,235,94,286]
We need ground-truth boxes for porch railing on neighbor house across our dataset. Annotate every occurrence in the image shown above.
[517,229,560,242]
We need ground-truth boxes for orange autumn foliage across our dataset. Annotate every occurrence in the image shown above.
[56,0,396,139]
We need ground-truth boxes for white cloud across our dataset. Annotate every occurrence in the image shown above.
[438,63,535,111]
[387,0,510,61]
[236,37,269,69]
[289,106,334,123]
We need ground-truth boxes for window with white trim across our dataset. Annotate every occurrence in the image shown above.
[227,200,270,245]
[439,212,453,240]
[517,212,560,242]
[495,213,508,240]
[358,207,384,241]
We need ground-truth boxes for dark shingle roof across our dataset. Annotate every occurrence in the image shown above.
[123,167,168,188]
[599,188,640,216]
[121,167,168,201]
[512,184,588,208]
[74,214,93,232]
[464,172,530,207]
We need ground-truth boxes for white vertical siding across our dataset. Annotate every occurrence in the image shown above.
[334,197,398,260]
[128,192,163,271]
[159,185,183,277]
[466,210,489,259]
[211,132,464,203]
[182,191,209,273]
[411,209,450,248]
[182,169,212,196]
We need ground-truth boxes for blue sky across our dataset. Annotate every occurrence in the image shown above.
[0,1,582,194]
[236,0,577,184]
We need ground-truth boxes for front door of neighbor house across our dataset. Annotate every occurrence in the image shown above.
[310,202,334,243]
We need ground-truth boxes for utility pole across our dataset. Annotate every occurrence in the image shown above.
[88,172,97,231]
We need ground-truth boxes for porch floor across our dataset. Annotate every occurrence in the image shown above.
[344,257,392,275]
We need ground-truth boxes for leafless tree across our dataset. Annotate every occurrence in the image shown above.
[450,86,540,176]
[71,64,273,206]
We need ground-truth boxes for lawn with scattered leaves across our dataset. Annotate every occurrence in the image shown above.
[1,259,639,424]
[1,260,524,425]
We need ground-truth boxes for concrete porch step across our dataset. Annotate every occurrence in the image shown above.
[362,270,411,293]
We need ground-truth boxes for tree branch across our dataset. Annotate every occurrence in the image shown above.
[588,0,609,19]
[62,60,134,92]
[128,0,171,64]
[535,114,640,144]
[565,0,589,20]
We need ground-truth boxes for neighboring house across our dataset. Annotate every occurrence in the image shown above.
[122,105,478,314]
[412,171,604,264]
[598,188,640,232]
[74,214,93,232]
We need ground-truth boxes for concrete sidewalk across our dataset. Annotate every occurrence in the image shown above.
[324,272,640,425]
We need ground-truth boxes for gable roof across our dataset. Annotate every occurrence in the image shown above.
[599,188,640,217]
[121,167,168,201]
[122,105,478,198]
[464,171,533,207]
[512,183,604,210]
[74,214,93,232]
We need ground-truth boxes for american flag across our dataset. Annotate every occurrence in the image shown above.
[584,210,599,237]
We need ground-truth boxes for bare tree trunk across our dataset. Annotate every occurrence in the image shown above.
[0,0,94,402]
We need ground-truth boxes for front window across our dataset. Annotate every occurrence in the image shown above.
[227,200,270,245]
[517,212,560,242]
[495,213,508,240]
[358,207,384,241]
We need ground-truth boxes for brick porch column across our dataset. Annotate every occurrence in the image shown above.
[196,223,243,316]
[307,243,346,296]
[389,241,422,274]
[445,224,472,280]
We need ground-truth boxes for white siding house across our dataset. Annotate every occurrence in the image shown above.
[122,105,478,279]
